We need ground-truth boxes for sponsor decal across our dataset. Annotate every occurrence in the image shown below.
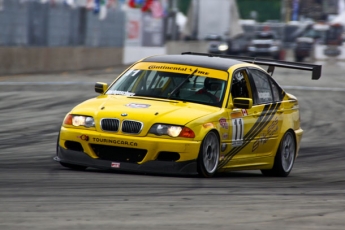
[231,112,242,119]
[221,143,227,152]
[109,90,135,96]
[203,122,214,128]
[219,117,229,129]
[148,65,190,71]
[77,134,89,141]
[111,162,120,168]
[222,133,229,139]
[92,138,138,146]
[217,103,281,169]
[126,103,151,108]
[147,65,209,75]
[252,117,279,152]
[242,109,248,116]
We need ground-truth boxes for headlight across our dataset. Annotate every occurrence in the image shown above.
[269,46,279,51]
[149,124,195,138]
[64,114,95,128]
[218,44,229,51]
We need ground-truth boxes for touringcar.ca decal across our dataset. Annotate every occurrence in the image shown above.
[92,138,138,146]
[217,102,281,169]
[252,116,279,152]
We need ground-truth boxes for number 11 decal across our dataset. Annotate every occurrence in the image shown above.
[232,118,244,147]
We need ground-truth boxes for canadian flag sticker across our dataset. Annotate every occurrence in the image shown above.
[111,162,120,168]
[242,109,248,116]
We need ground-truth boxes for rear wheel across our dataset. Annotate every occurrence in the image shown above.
[197,131,220,178]
[60,162,87,171]
[261,131,296,177]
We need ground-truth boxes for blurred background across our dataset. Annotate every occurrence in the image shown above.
[1,0,345,75]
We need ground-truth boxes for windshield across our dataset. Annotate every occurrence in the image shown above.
[106,66,228,107]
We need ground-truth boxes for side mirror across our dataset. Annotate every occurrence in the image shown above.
[95,82,108,94]
[233,97,253,109]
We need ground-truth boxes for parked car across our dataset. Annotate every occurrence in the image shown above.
[207,33,251,55]
[206,34,229,55]
[293,23,329,62]
[247,31,283,60]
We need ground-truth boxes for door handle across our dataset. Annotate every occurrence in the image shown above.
[277,109,284,114]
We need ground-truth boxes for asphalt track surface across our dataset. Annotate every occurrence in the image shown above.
[1,61,345,230]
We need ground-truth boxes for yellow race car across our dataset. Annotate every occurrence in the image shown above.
[54,52,321,177]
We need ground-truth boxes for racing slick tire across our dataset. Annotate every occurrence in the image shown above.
[261,130,296,177]
[197,131,220,178]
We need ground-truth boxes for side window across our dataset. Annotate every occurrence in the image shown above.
[270,79,282,102]
[231,69,251,101]
[248,69,273,104]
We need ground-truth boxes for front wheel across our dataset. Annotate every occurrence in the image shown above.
[197,131,220,178]
[261,131,296,177]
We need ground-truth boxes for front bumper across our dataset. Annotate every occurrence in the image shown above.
[55,147,198,175]
[56,127,201,175]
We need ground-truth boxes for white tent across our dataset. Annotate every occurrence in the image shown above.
[331,11,345,25]
[183,0,242,40]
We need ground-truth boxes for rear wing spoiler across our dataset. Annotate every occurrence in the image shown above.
[181,52,322,80]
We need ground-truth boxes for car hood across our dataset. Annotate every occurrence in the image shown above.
[296,37,314,43]
[70,95,219,134]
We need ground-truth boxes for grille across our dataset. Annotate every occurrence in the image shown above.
[122,120,143,134]
[91,144,147,163]
[256,44,270,48]
[101,119,120,132]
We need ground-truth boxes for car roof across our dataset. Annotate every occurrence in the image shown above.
[141,54,244,71]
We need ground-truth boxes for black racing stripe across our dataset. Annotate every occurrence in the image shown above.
[218,102,281,168]
[244,103,280,141]
[218,103,281,169]
[218,105,277,168]
[218,111,275,168]
[218,104,272,168]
